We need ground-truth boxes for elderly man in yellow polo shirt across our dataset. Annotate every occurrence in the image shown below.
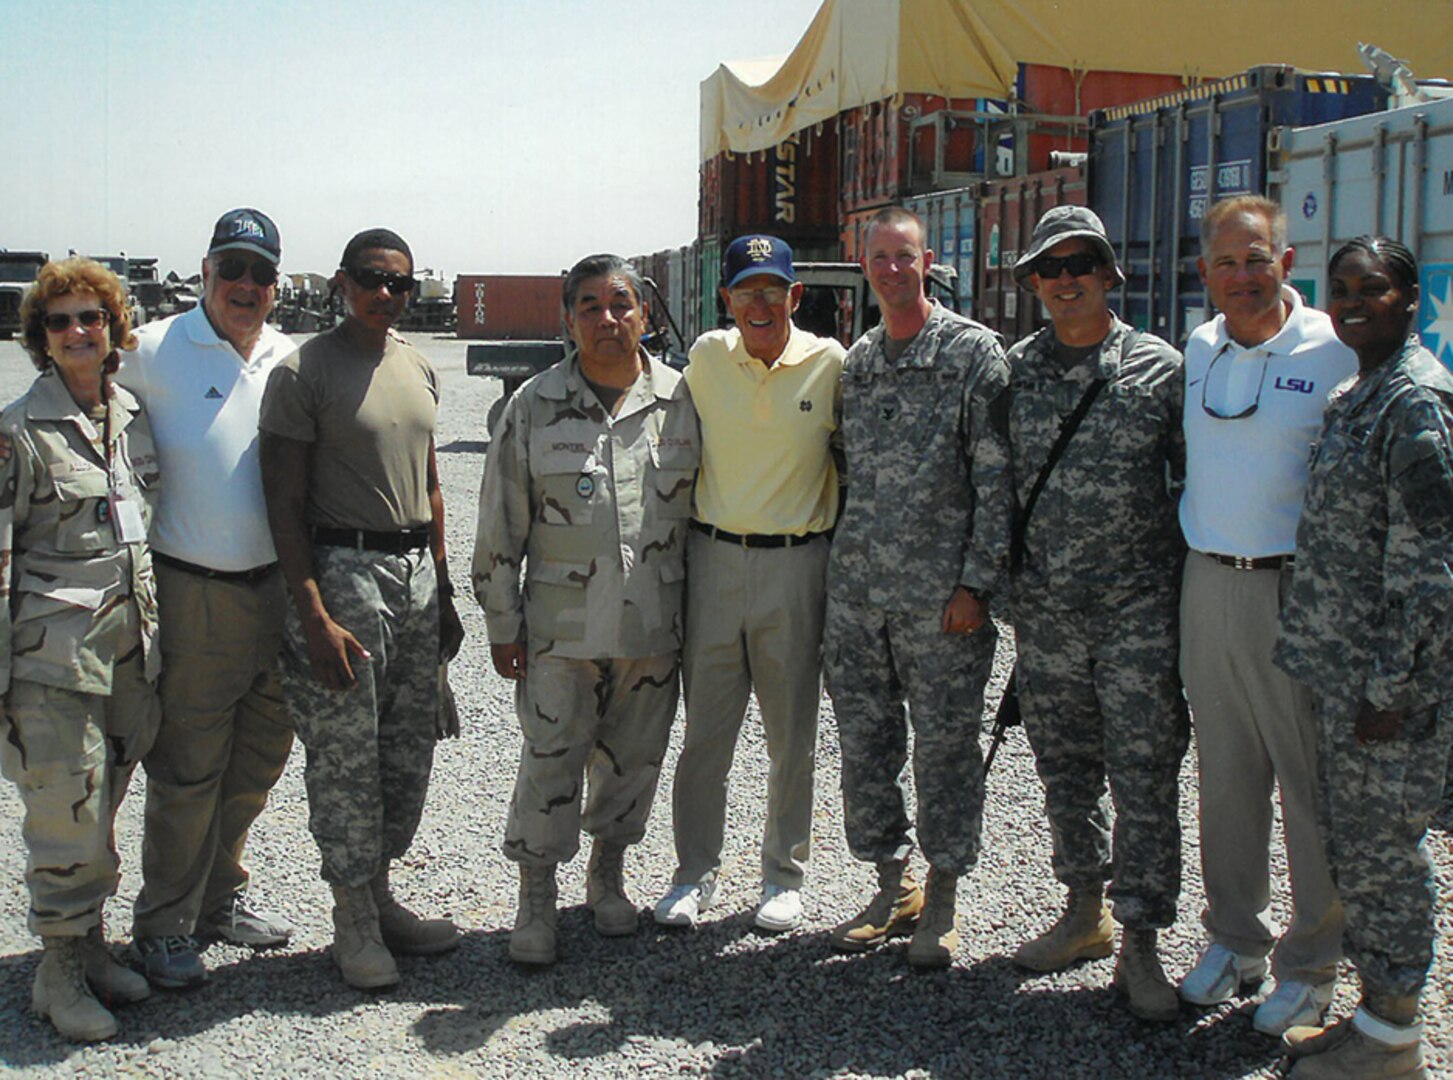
[655,234,845,932]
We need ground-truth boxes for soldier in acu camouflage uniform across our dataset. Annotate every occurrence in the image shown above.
[261,229,464,992]
[1002,207,1188,1023]
[1274,238,1453,1080]
[473,253,698,967]
[824,206,1012,970]
[1,259,161,1041]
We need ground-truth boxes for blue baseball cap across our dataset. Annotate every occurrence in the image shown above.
[208,208,281,265]
[723,234,795,288]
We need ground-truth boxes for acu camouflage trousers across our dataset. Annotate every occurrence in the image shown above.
[824,602,995,875]
[1,645,159,935]
[503,652,679,867]
[1013,583,1188,928]
[1314,692,1453,1002]
[280,546,439,887]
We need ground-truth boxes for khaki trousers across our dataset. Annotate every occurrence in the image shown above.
[133,565,293,936]
[671,530,829,890]
[1180,552,1342,985]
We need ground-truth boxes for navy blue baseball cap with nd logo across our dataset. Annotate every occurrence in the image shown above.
[208,208,282,265]
[724,234,795,288]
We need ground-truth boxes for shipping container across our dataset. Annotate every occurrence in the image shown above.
[454,274,562,340]
[905,185,981,317]
[700,124,840,248]
[697,238,723,336]
[1269,96,1453,372]
[1089,65,1390,345]
[976,165,1089,343]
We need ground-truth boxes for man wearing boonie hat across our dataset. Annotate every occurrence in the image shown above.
[120,209,297,988]
[1002,204,1190,1022]
[654,234,844,934]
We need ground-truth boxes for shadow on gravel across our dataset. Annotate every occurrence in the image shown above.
[402,915,1288,1079]
[437,439,489,454]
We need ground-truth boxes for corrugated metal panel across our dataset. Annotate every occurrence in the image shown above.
[1089,64,1390,345]
[700,125,840,246]
[454,275,562,340]
[905,185,981,315]
[976,165,1088,343]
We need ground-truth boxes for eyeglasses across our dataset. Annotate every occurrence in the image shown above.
[214,257,279,287]
[1033,252,1103,279]
[728,285,790,307]
[1200,344,1270,420]
[42,308,110,333]
[347,267,416,294]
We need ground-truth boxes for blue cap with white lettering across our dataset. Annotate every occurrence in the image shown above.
[723,234,795,288]
[208,208,281,265]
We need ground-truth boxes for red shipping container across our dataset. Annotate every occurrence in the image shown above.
[840,93,982,213]
[454,275,562,340]
[1018,64,1188,173]
[976,164,1087,345]
[699,124,840,247]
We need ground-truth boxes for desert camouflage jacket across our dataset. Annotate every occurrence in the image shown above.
[473,353,699,660]
[0,371,161,694]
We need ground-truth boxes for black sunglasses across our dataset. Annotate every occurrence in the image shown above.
[215,257,279,287]
[346,267,416,294]
[1033,252,1103,279]
[43,308,111,333]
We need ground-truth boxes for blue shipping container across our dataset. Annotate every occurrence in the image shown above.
[905,186,979,315]
[1088,65,1388,346]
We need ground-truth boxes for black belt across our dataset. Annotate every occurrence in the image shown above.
[690,519,829,549]
[154,551,278,583]
[1204,551,1294,572]
[312,526,431,553]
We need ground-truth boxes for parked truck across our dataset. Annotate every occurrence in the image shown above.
[1269,95,1453,370]
[0,250,49,338]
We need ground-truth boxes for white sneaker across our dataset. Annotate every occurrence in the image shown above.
[653,880,717,927]
[754,884,803,932]
[1179,943,1268,1005]
[1253,979,1334,1036]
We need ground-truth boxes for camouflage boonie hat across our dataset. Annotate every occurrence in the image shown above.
[1012,206,1125,288]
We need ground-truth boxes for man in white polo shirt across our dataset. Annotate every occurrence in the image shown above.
[655,234,844,932]
[120,209,296,988]
[1178,195,1351,1035]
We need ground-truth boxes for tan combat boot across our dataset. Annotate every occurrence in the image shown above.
[907,868,959,969]
[33,936,118,1042]
[1285,1002,1426,1079]
[78,924,151,1006]
[370,863,460,956]
[1113,928,1179,1022]
[830,859,924,953]
[330,883,400,990]
[1012,887,1115,972]
[586,839,639,936]
[510,864,559,965]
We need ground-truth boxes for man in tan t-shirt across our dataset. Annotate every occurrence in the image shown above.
[259,227,464,991]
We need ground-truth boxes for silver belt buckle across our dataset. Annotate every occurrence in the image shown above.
[1233,555,1255,571]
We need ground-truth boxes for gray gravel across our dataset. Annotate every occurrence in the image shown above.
[0,334,1448,1079]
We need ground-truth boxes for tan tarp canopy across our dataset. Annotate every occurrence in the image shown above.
[701,0,1453,158]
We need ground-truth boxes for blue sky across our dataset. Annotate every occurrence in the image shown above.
[0,0,824,278]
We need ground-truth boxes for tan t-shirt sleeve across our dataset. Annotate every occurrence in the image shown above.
[259,354,318,443]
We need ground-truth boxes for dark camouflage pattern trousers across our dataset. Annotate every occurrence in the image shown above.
[824,602,995,875]
[1,644,159,935]
[1315,692,1453,1001]
[280,547,438,886]
[1013,583,1188,928]
[503,652,679,867]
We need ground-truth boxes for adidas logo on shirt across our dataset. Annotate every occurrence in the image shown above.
[204,387,224,400]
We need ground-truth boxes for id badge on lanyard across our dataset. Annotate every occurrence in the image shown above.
[103,406,146,545]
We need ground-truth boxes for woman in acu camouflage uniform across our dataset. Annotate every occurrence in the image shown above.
[1274,237,1453,1080]
[1,259,162,1041]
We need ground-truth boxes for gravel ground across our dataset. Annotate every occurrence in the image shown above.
[0,333,1449,1079]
